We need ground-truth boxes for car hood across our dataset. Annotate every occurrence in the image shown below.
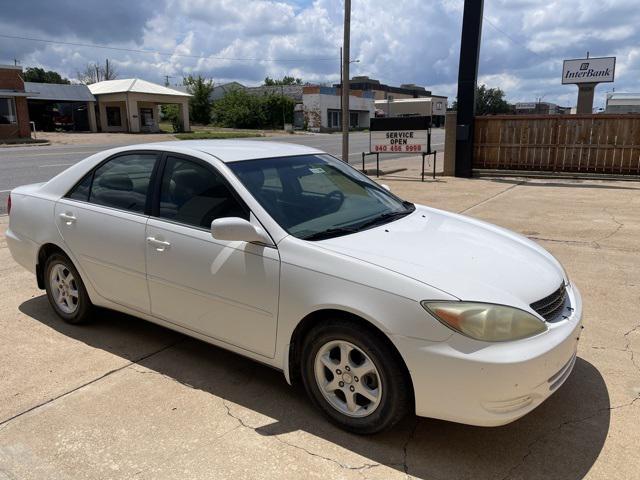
[316,205,566,310]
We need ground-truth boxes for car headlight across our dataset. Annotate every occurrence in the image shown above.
[421,301,547,342]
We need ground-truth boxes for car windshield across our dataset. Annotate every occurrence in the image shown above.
[228,154,414,240]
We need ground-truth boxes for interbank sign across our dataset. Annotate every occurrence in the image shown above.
[562,57,616,85]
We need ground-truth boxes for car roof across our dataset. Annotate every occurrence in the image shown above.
[118,139,325,163]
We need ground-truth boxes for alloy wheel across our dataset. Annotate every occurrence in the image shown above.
[313,340,382,417]
[49,263,79,314]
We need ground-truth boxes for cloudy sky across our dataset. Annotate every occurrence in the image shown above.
[1,0,638,109]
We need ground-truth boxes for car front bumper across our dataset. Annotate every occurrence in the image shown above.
[394,284,583,426]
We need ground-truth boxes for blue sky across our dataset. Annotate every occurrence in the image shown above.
[1,0,638,109]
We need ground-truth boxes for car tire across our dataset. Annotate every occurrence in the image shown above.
[44,253,92,324]
[301,319,412,434]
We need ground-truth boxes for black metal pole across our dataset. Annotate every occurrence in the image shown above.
[376,153,380,177]
[362,151,365,172]
[455,0,484,178]
[433,151,437,179]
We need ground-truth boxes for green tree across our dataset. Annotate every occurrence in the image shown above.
[263,75,302,86]
[452,84,513,115]
[184,75,214,124]
[212,88,266,129]
[211,88,294,129]
[262,93,295,127]
[23,67,70,84]
[161,104,184,132]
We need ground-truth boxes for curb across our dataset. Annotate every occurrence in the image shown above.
[0,141,51,149]
[473,169,640,182]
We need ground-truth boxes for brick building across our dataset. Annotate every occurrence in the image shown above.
[0,65,31,139]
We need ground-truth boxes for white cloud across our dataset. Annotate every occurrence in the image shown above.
[3,0,640,109]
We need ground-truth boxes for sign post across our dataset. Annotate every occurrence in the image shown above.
[562,56,615,114]
[364,116,437,181]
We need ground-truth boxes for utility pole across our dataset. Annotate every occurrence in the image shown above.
[163,75,174,86]
[281,83,286,129]
[454,0,484,178]
[13,57,19,66]
[341,0,351,163]
[339,47,343,121]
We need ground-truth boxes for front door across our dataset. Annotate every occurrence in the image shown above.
[140,107,154,130]
[55,152,158,313]
[145,155,280,358]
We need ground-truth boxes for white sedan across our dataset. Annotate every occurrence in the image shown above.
[6,140,582,434]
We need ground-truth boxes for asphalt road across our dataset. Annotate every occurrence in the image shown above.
[0,129,445,214]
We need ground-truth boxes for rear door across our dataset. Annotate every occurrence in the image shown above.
[145,154,281,357]
[55,151,159,313]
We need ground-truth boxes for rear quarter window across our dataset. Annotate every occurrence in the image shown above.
[66,172,93,202]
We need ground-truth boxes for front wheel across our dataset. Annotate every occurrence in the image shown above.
[301,320,412,434]
[44,253,92,324]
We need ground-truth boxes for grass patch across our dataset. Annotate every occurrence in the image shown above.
[174,131,264,140]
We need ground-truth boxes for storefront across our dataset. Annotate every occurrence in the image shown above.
[25,82,97,132]
[89,79,191,133]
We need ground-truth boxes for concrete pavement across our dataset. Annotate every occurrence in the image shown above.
[0,175,638,479]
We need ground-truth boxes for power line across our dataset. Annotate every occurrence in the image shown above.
[482,16,545,60]
[0,33,336,63]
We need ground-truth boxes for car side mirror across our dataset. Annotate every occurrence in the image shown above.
[380,183,391,192]
[211,217,271,244]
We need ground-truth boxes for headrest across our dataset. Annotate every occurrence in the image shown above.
[242,169,265,190]
[99,173,133,191]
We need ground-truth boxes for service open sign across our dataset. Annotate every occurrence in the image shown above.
[370,116,430,153]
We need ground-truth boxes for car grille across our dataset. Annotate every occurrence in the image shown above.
[530,283,567,322]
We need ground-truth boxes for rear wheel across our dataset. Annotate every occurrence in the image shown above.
[301,320,412,434]
[44,253,92,324]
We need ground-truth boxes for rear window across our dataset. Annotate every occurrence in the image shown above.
[65,153,157,214]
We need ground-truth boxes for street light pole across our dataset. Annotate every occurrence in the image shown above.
[340,47,343,123]
[282,83,286,129]
[341,0,351,163]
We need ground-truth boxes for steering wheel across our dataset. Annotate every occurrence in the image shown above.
[323,190,345,212]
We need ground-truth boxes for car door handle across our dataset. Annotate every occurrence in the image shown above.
[146,236,171,251]
[59,212,77,225]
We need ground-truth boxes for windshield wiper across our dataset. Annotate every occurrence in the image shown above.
[355,207,415,231]
[300,204,415,241]
[300,226,360,241]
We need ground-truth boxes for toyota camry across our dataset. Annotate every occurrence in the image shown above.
[6,140,582,434]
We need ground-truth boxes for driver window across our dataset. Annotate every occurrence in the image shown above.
[159,157,248,228]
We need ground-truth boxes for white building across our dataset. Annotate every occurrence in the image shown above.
[605,93,640,114]
[88,79,191,133]
[374,96,447,127]
[302,86,375,132]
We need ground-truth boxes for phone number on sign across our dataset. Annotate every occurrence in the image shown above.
[373,144,423,152]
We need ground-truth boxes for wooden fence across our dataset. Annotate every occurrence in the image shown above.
[473,114,640,175]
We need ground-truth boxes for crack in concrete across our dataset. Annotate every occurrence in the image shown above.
[527,235,639,254]
[221,400,382,475]
[498,396,640,480]
[401,420,418,477]
[0,339,184,431]
[458,182,525,214]
[623,322,640,375]
[595,208,625,244]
